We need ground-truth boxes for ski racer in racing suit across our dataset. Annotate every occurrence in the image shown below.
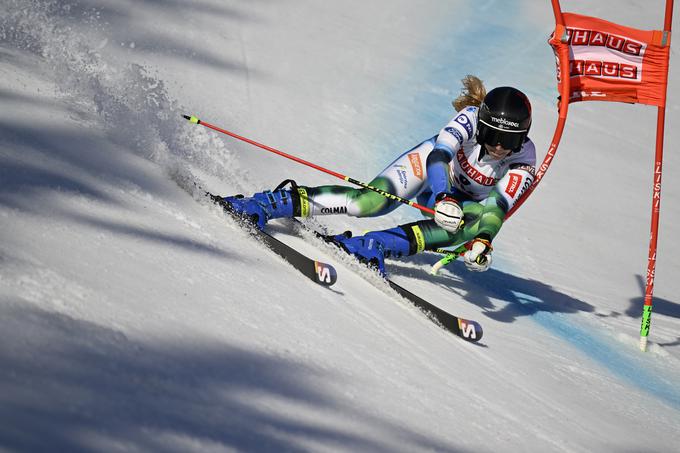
[222,76,536,274]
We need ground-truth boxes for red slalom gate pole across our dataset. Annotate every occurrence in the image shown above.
[640,0,674,352]
[506,0,571,221]
[183,114,435,216]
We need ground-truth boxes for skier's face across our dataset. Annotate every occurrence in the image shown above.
[484,143,512,160]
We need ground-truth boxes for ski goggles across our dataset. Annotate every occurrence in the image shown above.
[477,120,527,150]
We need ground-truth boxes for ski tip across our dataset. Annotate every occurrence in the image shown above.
[457,318,483,343]
[314,261,338,286]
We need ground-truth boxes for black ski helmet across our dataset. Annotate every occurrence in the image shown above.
[477,87,531,150]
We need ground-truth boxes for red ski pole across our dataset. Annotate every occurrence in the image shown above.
[183,114,435,215]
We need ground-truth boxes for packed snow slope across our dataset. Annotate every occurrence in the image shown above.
[1,0,680,451]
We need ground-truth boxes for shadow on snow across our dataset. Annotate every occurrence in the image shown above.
[0,300,465,452]
[624,274,680,322]
[389,257,595,324]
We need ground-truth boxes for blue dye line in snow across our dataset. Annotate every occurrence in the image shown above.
[512,291,680,412]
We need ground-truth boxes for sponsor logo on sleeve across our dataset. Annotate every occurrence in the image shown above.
[408,152,424,180]
[396,169,408,189]
[444,127,465,145]
[454,114,474,139]
[505,173,522,198]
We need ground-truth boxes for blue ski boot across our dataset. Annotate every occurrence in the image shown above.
[222,180,304,229]
[331,227,413,275]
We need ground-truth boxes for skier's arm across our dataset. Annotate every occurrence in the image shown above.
[426,148,452,198]
[426,109,476,199]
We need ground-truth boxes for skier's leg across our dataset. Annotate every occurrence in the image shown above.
[305,137,436,218]
[224,138,435,227]
[331,199,495,274]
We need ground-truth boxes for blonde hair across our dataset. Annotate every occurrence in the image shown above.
[452,75,487,111]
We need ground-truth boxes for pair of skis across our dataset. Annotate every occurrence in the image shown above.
[180,115,482,343]
[207,193,483,344]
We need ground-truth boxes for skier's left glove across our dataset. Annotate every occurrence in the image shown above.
[463,237,493,272]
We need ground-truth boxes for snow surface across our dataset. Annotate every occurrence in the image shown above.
[1,0,680,451]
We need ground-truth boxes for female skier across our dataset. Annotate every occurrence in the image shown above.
[222,76,536,274]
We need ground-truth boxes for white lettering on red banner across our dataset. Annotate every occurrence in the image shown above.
[566,27,645,82]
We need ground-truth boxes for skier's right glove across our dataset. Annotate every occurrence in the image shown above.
[433,193,463,233]
[463,237,493,272]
